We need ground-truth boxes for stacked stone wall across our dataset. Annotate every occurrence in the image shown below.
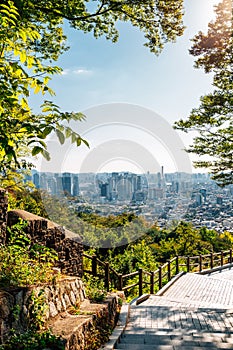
[0,279,120,349]
[0,277,85,343]
[7,209,83,277]
[57,294,120,350]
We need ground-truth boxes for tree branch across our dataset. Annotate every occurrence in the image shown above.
[33,2,119,22]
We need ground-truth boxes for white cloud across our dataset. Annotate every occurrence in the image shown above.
[73,68,93,75]
[60,68,93,77]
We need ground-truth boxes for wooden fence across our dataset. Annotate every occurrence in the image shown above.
[83,249,233,297]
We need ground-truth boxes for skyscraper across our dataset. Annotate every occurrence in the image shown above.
[72,175,79,197]
[62,173,71,195]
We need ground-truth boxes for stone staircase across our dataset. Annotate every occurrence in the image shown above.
[115,329,233,349]
[112,270,233,350]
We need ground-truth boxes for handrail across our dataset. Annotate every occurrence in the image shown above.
[83,248,233,297]
[122,271,139,279]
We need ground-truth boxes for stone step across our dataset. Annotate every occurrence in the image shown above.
[130,302,232,312]
[115,343,233,349]
[124,327,233,336]
[123,329,233,337]
[118,334,233,345]
[121,333,233,343]
[115,345,174,350]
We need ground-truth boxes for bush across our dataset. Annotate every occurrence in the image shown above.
[0,220,58,287]
[83,275,107,302]
[0,330,65,350]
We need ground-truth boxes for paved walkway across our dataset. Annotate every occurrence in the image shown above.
[113,267,233,349]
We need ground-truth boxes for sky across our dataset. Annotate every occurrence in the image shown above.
[35,0,221,175]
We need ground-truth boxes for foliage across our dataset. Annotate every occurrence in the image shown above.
[9,0,185,55]
[8,188,48,216]
[83,275,107,302]
[27,290,48,330]
[77,211,138,228]
[174,0,233,186]
[0,330,65,350]
[0,220,58,287]
[0,1,87,178]
[151,221,233,262]
[107,239,157,275]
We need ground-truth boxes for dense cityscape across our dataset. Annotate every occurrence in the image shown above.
[30,169,233,233]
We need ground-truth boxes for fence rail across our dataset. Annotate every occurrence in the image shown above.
[83,249,233,297]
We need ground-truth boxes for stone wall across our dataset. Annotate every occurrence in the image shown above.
[7,209,83,277]
[0,189,83,277]
[0,189,8,245]
[49,293,120,350]
[0,278,121,349]
[0,277,86,344]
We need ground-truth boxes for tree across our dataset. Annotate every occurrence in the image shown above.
[0,1,87,183]
[174,0,233,186]
[0,0,185,182]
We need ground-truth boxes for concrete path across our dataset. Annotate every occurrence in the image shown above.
[113,268,233,349]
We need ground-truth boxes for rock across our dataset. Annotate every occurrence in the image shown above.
[49,301,58,318]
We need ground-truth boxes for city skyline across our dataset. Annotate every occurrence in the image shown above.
[29,169,233,234]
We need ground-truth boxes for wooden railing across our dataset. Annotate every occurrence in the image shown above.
[83,249,233,297]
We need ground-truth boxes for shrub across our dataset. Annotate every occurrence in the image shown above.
[83,275,107,302]
[0,220,58,287]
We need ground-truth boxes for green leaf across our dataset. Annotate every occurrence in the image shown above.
[76,137,81,146]
[32,146,43,156]
[56,129,65,144]
[71,132,77,144]
[40,126,53,139]
[41,149,51,161]
[82,138,90,148]
[65,127,72,138]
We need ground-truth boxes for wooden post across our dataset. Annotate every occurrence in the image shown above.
[176,256,179,275]
[118,274,123,291]
[150,271,154,294]
[159,266,162,290]
[167,260,171,281]
[105,262,110,292]
[210,253,214,269]
[139,268,143,296]
[199,255,202,272]
[92,255,97,276]
[221,251,224,266]
[187,256,190,273]
[230,249,232,264]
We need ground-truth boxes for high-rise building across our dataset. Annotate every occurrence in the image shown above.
[216,196,223,205]
[62,173,71,195]
[47,176,57,195]
[117,177,133,201]
[100,183,109,198]
[72,175,79,196]
[196,193,203,206]
[136,175,142,191]
[200,188,207,202]
[40,173,48,190]
[33,172,40,189]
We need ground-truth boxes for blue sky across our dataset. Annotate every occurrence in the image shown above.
[35,0,221,174]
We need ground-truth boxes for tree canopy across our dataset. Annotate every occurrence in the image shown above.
[0,0,185,183]
[174,0,233,186]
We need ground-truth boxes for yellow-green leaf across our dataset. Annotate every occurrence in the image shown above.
[19,51,27,63]
[19,29,27,42]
